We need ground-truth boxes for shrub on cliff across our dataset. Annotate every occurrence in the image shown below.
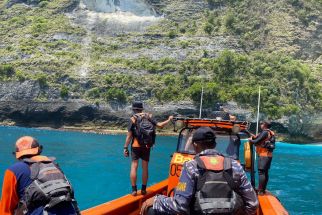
[15,70,27,82]
[189,82,221,108]
[60,85,69,98]
[105,88,127,104]
[204,23,214,35]
[168,30,177,39]
[86,87,101,99]
[0,64,15,78]
[34,73,47,87]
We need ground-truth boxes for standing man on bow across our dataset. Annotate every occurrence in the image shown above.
[248,121,275,194]
[124,101,173,196]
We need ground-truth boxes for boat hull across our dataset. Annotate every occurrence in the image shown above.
[81,179,288,215]
[82,180,168,215]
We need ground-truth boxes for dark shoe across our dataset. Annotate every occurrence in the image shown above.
[131,190,137,196]
[258,190,266,195]
[141,189,147,195]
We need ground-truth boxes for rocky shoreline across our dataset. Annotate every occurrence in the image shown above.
[0,81,320,143]
[1,118,321,144]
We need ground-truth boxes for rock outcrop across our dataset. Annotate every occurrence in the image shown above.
[0,80,198,127]
[0,99,199,128]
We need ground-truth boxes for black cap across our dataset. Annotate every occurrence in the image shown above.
[192,127,216,143]
[132,101,144,110]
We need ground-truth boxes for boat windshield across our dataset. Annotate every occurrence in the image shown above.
[177,128,246,160]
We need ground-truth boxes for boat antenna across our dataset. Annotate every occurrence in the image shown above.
[256,86,261,135]
[199,86,204,118]
[254,86,261,167]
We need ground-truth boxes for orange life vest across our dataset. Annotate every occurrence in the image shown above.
[130,115,141,147]
[256,129,275,157]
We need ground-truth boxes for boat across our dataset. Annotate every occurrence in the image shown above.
[82,118,289,215]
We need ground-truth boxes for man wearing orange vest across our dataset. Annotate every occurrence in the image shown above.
[0,136,80,215]
[248,121,275,194]
[124,101,173,196]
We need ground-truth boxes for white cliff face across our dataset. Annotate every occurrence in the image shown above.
[69,0,160,35]
[67,0,161,77]
[82,0,156,16]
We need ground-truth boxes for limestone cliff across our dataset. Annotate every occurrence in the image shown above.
[0,0,321,141]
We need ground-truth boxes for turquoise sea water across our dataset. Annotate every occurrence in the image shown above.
[0,126,322,214]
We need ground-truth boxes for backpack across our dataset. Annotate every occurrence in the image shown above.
[263,130,276,152]
[133,113,156,147]
[17,158,79,214]
[193,155,243,215]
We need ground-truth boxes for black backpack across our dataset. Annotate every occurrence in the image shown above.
[193,155,243,215]
[133,113,156,147]
[16,158,80,215]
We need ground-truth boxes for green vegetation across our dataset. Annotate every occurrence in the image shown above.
[155,0,321,58]
[60,84,69,98]
[0,64,15,79]
[0,0,85,77]
[34,73,47,87]
[203,23,214,35]
[167,30,177,39]
[105,88,127,104]
[0,0,321,122]
[75,50,321,119]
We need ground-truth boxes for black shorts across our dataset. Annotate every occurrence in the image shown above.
[258,156,272,170]
[131,147,151,162]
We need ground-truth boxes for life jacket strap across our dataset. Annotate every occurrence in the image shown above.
[45,194,72,209]
[197,191,237,210]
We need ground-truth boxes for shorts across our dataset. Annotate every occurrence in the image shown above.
[131,147,151,162]
[258,156,272,170]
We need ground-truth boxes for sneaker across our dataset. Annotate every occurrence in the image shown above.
[131,190,137,196]
[258,190,266,195]
[141,190,147,195]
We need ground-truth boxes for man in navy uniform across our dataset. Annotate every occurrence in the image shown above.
[141,127,258,215]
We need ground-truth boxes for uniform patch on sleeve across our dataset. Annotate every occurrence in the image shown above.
[176,182,187,192]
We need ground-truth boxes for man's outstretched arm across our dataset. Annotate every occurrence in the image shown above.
[156,116,173,128]
[249,131,269,145]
